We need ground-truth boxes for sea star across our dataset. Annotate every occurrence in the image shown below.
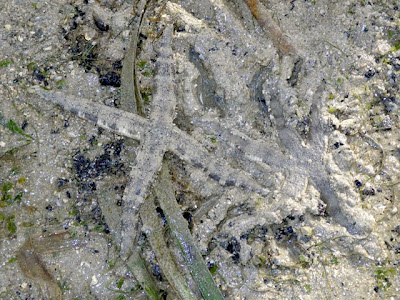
[34,24,269,260]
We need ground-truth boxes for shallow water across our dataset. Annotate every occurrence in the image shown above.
[0,0,399,299]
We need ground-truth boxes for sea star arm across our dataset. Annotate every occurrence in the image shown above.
[191,118,286,168]
[118,133,166,260]
[168,128,269,196]
[149,24,176,122]
[119,25,176,259]
[34,88,148,140]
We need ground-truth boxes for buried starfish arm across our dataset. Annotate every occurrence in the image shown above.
[311,173,374,235]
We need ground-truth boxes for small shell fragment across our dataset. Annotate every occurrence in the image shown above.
[90,275,98,286]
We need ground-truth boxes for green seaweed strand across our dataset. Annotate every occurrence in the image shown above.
[141,192,199,300]
[154,164,224,300]
[126,247,161,300]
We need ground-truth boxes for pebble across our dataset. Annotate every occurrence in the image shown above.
[300,226,313,237]
[122,30,130,38]
[90,275,98,286]
[84,29,96,41]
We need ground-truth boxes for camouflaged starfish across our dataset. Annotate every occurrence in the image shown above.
[34,25,268,260]
[190,79,375,237]
[164,0,375,237]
